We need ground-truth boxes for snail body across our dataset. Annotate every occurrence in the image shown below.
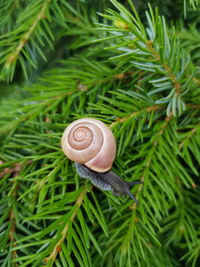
[61,118,142,204]
[75,163,112,192]
[75,163,141,204]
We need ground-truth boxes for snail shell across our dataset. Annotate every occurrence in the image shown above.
[61,118,116,172]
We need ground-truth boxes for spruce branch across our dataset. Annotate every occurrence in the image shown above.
[7,163,22,267]
[109,104,160,129]
[0,0,19,34]
[0,0,54,81]
[179,123,200,150]
[178,123,200,176]
[146,40,182,95]
[95,0,198,116]
[44,185,87,266]
[0,1,200,266]
[5,0,51,68]
[1,0,97,81]
[94,113,177,265]
[0,160,34,267]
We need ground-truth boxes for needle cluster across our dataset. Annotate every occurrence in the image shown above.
[0,1,200,266]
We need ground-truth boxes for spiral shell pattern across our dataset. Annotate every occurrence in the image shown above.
[61,118,116,172]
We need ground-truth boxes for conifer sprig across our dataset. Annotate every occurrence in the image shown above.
[94,0,199,116]
[0,1,200,266]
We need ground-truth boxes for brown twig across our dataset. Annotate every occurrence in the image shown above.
[0,161,32,178]
[5,0,51,67]
[44,186,87,265]
[8,162,27,266]
[186,103,200,109]
[179,123,200,150]
[147,40,182,95]
[109,104,160,129]
[130,113,173,210]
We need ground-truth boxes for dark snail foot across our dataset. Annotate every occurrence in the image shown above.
[75,162,143,205]
[126,191,139,205]
[127,181,143,205]
[129,181,143,186]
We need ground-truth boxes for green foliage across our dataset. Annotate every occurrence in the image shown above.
[0,0,200,267]
[184,0,200,16]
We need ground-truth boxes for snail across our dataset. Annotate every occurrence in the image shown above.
[61,118,142,204]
